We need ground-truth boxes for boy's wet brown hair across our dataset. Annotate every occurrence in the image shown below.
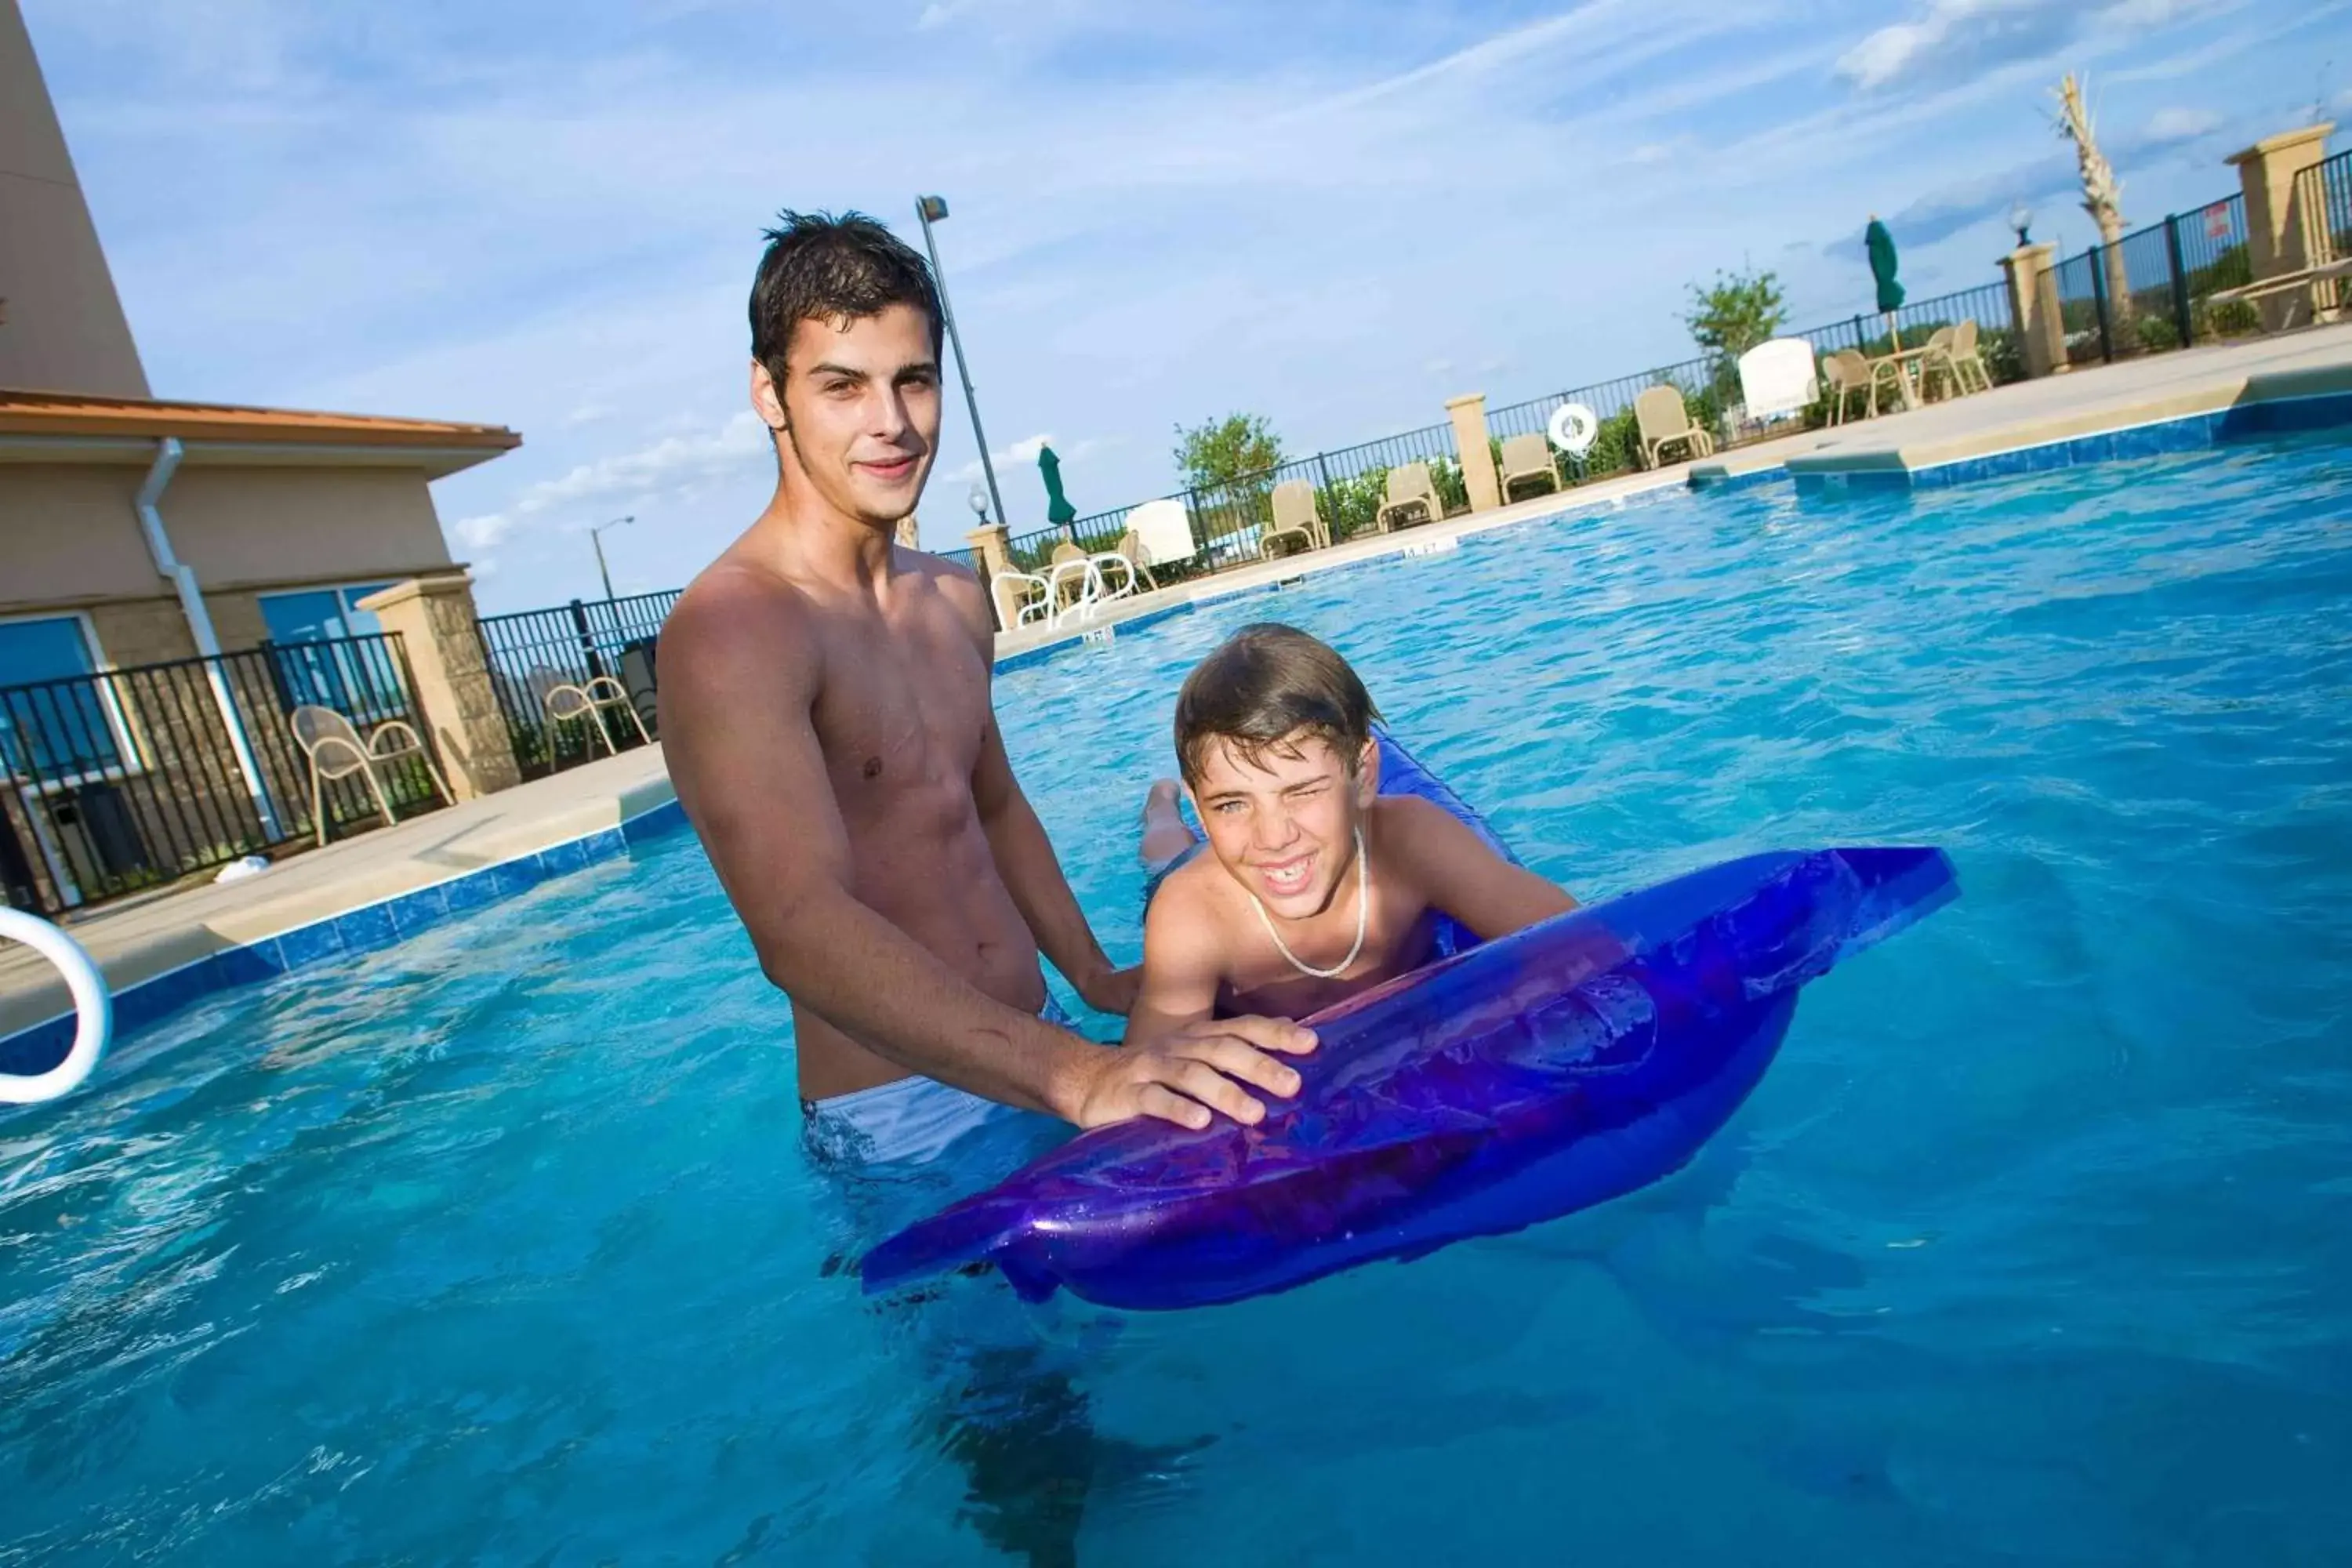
[1174,622,1381,787]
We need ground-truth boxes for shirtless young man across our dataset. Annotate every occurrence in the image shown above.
[659,212,1314,1175]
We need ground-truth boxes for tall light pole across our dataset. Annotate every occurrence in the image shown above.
[914,195,1008,533]
[590,515,633,601]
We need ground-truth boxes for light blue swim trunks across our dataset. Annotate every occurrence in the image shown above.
[800,1001,1077,1185]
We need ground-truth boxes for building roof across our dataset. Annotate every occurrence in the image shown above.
[0,387,521,477]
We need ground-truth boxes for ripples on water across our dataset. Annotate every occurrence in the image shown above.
[3,437,2349,1563]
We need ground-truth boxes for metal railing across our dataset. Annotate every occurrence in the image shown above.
[475,590,679,781]
[1,632,442,915]
[2294,147,2350,315]
[2042,195,2270,365]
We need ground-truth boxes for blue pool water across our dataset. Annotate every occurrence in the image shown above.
[5,434,2351,1563]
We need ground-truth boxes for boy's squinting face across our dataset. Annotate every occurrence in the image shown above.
[1189,730,1378,920]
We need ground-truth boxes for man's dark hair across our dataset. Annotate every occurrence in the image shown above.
[749,210,943,388]
[1174,622,1381,787]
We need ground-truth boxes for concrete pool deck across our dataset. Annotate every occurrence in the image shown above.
[6,323,2352,1045]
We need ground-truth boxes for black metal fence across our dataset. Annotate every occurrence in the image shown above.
[2042,195,2266,366]
[2295,147,2350,315]
[1,633,443,915]
[475,590,677,780]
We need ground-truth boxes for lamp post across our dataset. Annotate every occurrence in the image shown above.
[590,515,633,601]
[2009,201,2034,248]
[914,195,1009,539]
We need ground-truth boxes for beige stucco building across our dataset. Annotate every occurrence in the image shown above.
[2,0,519,910]
[2,0,516,673]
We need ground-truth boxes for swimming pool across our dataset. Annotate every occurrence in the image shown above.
[5,433,2350,1563]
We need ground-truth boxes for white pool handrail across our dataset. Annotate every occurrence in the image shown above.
[0,908,113,1105]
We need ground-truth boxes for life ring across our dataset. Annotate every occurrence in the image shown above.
[0,908,114,1105]
[1548,401,1600,457]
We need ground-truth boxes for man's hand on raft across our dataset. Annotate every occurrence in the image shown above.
[1065,1016,1317,1131]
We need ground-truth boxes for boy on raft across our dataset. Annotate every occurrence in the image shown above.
[1128,622,1581,1069]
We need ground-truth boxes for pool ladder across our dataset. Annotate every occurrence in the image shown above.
[0,908,113,1105]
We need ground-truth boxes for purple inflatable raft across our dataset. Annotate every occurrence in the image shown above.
[862,735,1958,1311]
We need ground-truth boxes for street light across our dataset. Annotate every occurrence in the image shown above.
[590,515,633,601]
[2009,201,2034,248]
[914,194,1009,538]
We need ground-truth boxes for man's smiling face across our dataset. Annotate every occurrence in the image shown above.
[764,301,942,528]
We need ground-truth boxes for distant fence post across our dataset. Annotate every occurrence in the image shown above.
[2163,214,2196,348]
[1444,394,1501,513]
[2087,246,2114,363]
[2227,121,2337,333]
[357,575,521,800]
[1998,243,2063,377]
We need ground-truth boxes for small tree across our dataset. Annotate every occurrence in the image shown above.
[1173,413,1284,491]
[1682,268,1787,361]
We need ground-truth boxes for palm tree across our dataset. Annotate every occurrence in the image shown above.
[2056,72,2136,339]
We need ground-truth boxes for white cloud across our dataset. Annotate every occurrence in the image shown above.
[2140,105,2220,140]
[441,408,768,571]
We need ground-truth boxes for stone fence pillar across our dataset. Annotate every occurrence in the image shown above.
[1998,242,2064,378]
[966,521,1016,628]
[358,575,521,800]
[2227,122,2337,333]
[1445,393,1501,513]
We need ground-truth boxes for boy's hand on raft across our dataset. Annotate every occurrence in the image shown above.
[1075,962,1142,1017]
[1069,1017,1317,1131]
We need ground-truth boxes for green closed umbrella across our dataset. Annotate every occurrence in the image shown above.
[1039,445,1077,530]
[1866,215,1906,350]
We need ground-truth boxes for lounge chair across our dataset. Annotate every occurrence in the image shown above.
[1736,339,1818,425]
[1265,481,1330,555]
[2207,255,2352,311]
[1633,385,1716,469]
[1126,499,1198,581]
[1376,463,1443,531]
[1821,350,1871,424]
[544,676,653,762]
[1495,434,1560,503]
[289,703,452,846]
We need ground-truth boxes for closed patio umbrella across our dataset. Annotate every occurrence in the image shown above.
[1039,445,1077,532]
[1867,215,1906,350]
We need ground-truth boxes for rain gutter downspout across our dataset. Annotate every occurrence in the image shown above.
[135,438,283,839]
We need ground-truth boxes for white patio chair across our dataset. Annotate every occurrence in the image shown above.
[289,704,453,847]
[543,676,653,763]
[992,569,1054,628]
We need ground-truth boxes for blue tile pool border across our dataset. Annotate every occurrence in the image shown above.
[1781,389,2352,495]
[0,817,644,1077]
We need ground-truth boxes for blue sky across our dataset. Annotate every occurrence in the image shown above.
[26,0,2350,610]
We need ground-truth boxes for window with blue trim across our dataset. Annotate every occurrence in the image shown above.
[0,616,125,779]
[257,583,402,724]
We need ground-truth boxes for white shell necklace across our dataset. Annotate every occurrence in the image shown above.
[1248,826,1370,979]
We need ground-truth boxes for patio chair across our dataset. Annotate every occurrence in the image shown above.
[1914,327,1968,402]
[1265,480,1331,555]
[1821,350,1871,425]
[1736,339,1819,424]
[1376,463,1443,532]
[1936,319,1994,394]
[544,676,653,763]
[1047,541,1098,619]
[1102,528,1160,592]
[992,569,1053,628]
[1633,385,1716,469]
[289,703,452,847]
[1495,434,1560,503]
